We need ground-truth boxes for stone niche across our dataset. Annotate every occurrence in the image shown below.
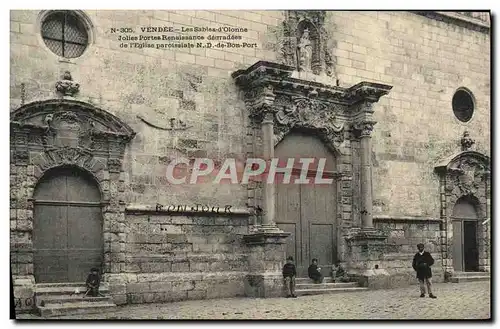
[232,61,392,296]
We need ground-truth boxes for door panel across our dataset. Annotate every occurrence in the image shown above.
[65,172,101,202]
[452,220,463,271]
[274,133,337,277]
[463,221,479,272]
[310,224,334,277]
[34,250,68,283]
[33,167,103,283]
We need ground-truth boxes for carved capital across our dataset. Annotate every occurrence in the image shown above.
[353,121,376,138]
[243,84,277,122]
[55,71,80,97]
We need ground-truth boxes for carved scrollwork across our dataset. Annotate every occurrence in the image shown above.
[13,150,29,165]
[273,93,345,147]
[107,158,123,173]
[39,147,93,170]
[453,158,485,196]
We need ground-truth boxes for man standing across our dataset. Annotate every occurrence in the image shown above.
[412,243,437,299]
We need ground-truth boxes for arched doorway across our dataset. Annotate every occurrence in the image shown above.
[275,131,338,277]
[33,166,103,283]
[452,196,480,272]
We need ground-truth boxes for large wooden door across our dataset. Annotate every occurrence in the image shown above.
[275,132,337,277]
[33,167,103,283]
[451,196,479,272]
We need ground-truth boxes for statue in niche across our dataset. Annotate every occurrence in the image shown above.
[297,28,313,72]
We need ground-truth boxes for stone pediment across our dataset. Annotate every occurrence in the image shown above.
[10,99,135,153]
[11,99,135,138]
[435,151,490,174]
[232,61,392,151]
[435,151,490,197]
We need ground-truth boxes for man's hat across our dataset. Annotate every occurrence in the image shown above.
[91,267,99,272]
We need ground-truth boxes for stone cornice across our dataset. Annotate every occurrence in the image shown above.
[232,61,393,106]
[413,11,490,33]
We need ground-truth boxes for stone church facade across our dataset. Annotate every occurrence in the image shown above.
[10,10,490,311]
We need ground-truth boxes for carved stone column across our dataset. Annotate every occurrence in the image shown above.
[261,111,280,231]
[356,121,376,229]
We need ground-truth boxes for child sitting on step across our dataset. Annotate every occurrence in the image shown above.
[85,267,101,297]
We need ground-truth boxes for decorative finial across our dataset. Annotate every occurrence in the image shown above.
[55,71,80,96]
[62,71,72,80]
[461,131,475,151]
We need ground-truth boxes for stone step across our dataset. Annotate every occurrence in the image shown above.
[451,275,490,283]
[38,302,116,318]
[296,282,358,290]
[36,282,110,289]
[36,295,113,307]
[453,271,490,278]
[295,287,368,296]
[295,277,334,284]
[35,285,109,296]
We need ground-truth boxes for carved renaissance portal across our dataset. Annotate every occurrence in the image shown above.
[232,61,392,296]
[435,148,491,276]
[10,98,135,309]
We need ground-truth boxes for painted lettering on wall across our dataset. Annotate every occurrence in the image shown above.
[155,203,232,214]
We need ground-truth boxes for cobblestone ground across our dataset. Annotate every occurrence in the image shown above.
[18,281,490,320]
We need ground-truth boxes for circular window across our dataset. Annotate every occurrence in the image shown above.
[41,11,89,58]
[452,89,475,122]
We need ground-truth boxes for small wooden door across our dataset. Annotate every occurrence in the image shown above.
[275,132,337,277]
[451,197,479,272]
[33,167,103,283]
[463,221,479,271]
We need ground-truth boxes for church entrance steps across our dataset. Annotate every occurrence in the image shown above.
[451,272,490,283]
[295,282,358,290]
[295,287,368,296]
[34,283,116,317]
[294,278,367,296]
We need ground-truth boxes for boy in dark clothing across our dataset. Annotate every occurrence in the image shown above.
[282,256,297,298]
[85,267,101,297]
[332,261,350,282]
[412,243,437,298]
[308,258,323,283]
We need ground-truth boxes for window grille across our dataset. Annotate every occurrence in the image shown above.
[41,11,88,58]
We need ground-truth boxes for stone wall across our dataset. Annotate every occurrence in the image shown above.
[373,218,444,286]
[10,9,490,221]
[116,210,249,303]
[323,11,490,219]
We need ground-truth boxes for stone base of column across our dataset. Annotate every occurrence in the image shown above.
[243,229,290,298]
[344,228,392,289]
[101,273,128,305]
[13,275,35,314]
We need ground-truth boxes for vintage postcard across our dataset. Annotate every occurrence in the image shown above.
[10,9,491,320]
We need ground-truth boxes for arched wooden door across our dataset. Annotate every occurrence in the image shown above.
[33,166,103,283]
[275,132,337,277]
[452,196,480,272]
